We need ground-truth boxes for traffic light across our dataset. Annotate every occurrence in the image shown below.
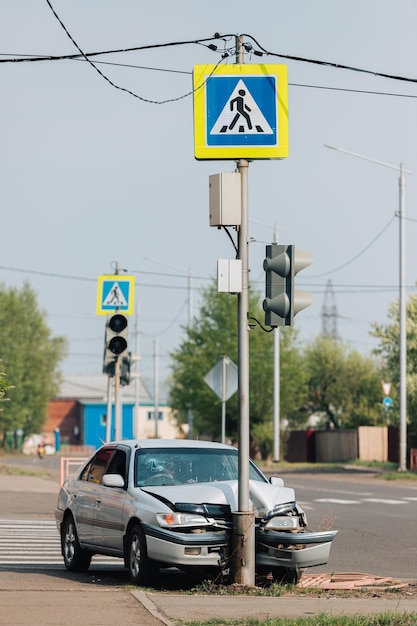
[103,313,129,375]
[120,352,140,386]
[263,244,313,327]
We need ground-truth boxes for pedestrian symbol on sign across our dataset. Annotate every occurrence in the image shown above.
[103,283,127,307]
[211,79,273,136]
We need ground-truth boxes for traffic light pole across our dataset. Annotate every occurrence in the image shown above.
[105,376,112,443]
[230,35,255,587]
[114,357,122,441]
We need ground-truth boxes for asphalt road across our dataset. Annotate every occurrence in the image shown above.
[278,470,417,579]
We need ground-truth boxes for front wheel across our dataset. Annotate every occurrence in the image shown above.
[127,523,158,585]
[270,566,302,584]
[61,514,92,572]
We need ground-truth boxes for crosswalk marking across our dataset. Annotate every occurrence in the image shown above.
[313,497,414,506]
[0,519,121,568]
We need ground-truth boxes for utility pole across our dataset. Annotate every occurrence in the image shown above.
[325,145,410,471]
[251,219,281,462]
[133,304,141,439]
[153,336,159,438]
[231,35,255,587]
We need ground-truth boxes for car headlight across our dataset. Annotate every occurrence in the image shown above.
[264,516,300,531]
[156,512,210,529]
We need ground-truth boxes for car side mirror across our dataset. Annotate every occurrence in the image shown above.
[102,474,125,488]
[269,476,284,487]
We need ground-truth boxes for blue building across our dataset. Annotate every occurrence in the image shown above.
[47,375,179,449]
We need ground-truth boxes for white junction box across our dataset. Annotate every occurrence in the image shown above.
[209,172,241,227]
[217,259,242,293]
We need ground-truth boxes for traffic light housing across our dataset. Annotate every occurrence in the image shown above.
[120,352,140,386]
[263,244,313,327]
[103,313,129,375]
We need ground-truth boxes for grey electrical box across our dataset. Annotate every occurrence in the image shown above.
[209,172,241,227]
[217,259,242,293]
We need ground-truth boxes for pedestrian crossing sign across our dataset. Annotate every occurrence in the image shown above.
[193,64,289,160]
[96,274,135,315]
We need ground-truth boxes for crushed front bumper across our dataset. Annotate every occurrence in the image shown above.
[256,529,338,569]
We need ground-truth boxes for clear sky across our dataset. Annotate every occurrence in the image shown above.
[1,1,417,392]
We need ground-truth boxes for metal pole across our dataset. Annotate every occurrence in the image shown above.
[399,164,407,471]
[154,337,159,438]
[325,145,410,471]
[272,223,280,462]
[187,268,194,439]
[231,35,255,587]
[133,304,141,439]
[114,358,121,440]
[221,355,227,444]
[250,219,280,461]
[105,376,112,443]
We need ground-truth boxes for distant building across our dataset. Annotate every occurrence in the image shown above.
[45,375,179,449]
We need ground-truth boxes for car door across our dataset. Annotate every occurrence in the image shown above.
[73,446,116,546]
[93,447,129,551]
[71,447,114,545]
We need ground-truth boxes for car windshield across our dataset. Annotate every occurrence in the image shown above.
[134,447,266,487]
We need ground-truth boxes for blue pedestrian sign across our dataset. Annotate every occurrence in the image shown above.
[96,275,135,316]
[193,64,289,160]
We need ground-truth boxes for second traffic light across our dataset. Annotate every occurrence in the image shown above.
[103,313,129,375]
[263,244,313,327]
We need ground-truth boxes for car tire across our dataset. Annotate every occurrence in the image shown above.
[270,566,301,585]
[127,523,158,585]
[61,514,92,572]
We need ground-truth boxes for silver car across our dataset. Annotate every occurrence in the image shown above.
[55,439,338,584]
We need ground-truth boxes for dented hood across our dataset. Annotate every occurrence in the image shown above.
[142,479,296,516]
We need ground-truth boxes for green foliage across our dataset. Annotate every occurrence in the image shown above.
[302,335,383,429]
[371,294,417,448]
[0,282,67,445]
[0,361,13,412]
[179,613,417,626]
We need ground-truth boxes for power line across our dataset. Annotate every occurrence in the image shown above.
[242,33,417,85]
[44,0,228,104]
[307,216,397,279]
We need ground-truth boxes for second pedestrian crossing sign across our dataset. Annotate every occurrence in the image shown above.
[193,64,289,160]
[96,274,135,315]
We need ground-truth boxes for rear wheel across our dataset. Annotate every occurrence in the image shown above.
[61,514,92,572]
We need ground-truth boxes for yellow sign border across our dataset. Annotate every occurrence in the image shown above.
[96,275,135,316]
[193,64,289,160]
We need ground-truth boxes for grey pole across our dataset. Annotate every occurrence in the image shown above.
[187,267,194,439]
[250,219,280,461]
[134,304,141,439]
[231,34,255,587]
[105,376,112,443]
[324,145,410,471]
[114,358,121,440]
[399,163,407,471]
[154,336,159,439]
[272,223,280,462]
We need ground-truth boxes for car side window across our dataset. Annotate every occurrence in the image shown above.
[81,448,114,484]
[106,449,127,484]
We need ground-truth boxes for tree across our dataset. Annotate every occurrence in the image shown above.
[168,280,306,456]
[302,335,383,429]
[371,295,417,448]
[0,361,12,414]
[0,282,67,446]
